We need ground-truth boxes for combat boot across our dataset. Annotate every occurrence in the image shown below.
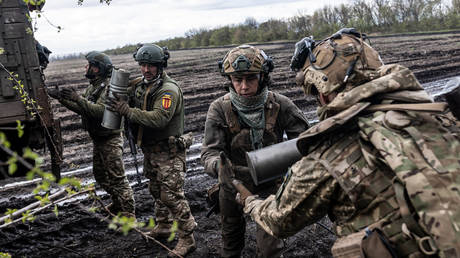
[148,223,172,239]
[168,234,196,257]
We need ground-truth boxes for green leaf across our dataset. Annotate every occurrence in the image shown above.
[26,170,35,180]
[0,251,12,258]
[0,47,4,55]
[21,210,35,223]
[168,221,179,242]
[16,120,24,138]
[108,222,118,230]
[22,147,38,160]
[53,205,59,217]
[59,177,82,189]
[35,193,50,206]
[4,208,18,216]
[0,133,11,148]
[8,163,17,175]
[147,217,156,229]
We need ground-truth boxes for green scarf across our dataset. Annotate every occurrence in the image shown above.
[230,87,268,150]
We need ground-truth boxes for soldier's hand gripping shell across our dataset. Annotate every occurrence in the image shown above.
[47,88,61,100]
[234,180,253,206]
[106,93,130,116]
[61,87,80,102]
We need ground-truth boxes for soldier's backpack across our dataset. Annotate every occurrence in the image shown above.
[358,108,460,257]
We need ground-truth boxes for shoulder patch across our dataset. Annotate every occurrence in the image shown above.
[161,92,173,109]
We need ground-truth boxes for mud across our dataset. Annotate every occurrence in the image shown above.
[1,32,460,257]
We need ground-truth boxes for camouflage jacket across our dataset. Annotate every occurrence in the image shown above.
[201,91,309,192]
[126,72,184,146]
[60,77,121,139]
[245,65,460,257]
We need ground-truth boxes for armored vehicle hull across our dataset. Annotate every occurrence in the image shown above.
[0,0,62,179]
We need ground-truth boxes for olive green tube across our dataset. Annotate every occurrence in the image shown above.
[245,138,302,186]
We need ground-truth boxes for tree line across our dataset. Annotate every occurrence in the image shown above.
[62,0,460,59]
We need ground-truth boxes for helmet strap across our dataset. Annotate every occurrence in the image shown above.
[85,63,97,79]
[257,73,267,94]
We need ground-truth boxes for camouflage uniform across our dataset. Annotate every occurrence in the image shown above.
[126,71,196,236]
[60,77,135,214]
[244,64,460,257]
[201,91,309,257]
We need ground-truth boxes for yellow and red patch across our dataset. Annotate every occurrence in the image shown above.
[161,93,172,109]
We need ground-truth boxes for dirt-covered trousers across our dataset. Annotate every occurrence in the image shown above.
[142,143,197,236]
[92,134,135,214]
[219,186,284,258]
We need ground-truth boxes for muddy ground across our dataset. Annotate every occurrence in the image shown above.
[1,31,460,257]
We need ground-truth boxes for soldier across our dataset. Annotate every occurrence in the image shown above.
[106,44,197,257]
[237,29,460,257]
[201,45,310,257]
[48,51,135,216]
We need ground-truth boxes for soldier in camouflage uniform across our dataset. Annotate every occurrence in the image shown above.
[239,29,460,257]
[201,45,310,258]
[48,51,135,216]
[107,44,196,257]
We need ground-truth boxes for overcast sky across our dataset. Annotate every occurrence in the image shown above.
[32,0,347,56]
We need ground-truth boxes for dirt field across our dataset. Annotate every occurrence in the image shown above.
[1,31,460,257]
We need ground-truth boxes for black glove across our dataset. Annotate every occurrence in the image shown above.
[47,88,61,100]
[61,87,80,102]
[106,93,130,116]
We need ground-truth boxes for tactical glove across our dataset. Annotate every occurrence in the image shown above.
[61,87,80,102]
[106,94,130,117]
[47,88,61,100]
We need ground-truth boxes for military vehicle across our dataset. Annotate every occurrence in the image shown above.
[0,0,62,179]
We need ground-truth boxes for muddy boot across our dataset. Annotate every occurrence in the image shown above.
[168,234,196,257]
[148,223,172,239]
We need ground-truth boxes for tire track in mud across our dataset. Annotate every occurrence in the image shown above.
[1,32,460,257]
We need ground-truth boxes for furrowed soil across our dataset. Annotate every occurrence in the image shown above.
[1,32,460,257]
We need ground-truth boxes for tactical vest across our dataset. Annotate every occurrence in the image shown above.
[127,74,184,146]
[298,103,460,257]
[221,92,282,190]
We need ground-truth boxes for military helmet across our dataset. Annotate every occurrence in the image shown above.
[85,51,113,78]
[133,44,169,68]
[294,28,383,96]
[219,45,274,76]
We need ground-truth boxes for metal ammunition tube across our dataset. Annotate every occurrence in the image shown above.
[245,138,302,186]
[441,77,460,120]
[101,68,130,129]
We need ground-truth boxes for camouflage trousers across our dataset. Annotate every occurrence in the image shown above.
[142,144,196,236]
[92,134,135,214]
[219,186,284,258]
